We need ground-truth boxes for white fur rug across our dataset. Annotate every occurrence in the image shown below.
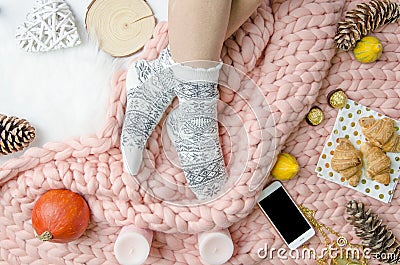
[0,0,167,165]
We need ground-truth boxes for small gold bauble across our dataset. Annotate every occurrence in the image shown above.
[306,106,324,126]
[271,153,300,181]
[353,36,383,64]
[328,89,347,109]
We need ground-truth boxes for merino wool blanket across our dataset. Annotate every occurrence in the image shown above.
[1,0,400,264]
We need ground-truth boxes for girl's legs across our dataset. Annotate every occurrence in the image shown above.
[167,0,260,199]
[121,0,261,189]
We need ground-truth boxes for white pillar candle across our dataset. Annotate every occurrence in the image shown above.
[114,225,153,265]
[198,229,234,265]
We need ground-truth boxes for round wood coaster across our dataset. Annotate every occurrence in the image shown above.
[85,0,155,57]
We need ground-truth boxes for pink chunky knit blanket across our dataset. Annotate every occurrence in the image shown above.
[1,0,400,264]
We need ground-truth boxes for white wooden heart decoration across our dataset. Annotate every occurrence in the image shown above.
[15,0,81,52]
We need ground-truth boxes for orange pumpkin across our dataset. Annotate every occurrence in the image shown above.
[32,189,90,243]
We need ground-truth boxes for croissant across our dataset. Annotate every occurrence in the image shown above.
[360,142,391,185]
[331,138,363,187]
[359,117,400,152]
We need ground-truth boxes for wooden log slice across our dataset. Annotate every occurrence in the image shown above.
[85,0,155,57]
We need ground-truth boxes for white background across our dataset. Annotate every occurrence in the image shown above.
[0,0,168,164]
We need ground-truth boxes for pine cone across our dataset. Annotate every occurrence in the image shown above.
[346,200,400,264]
[335,0,400,51]
[0,114,35,155]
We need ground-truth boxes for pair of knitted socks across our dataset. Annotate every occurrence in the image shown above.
[120,48,227,200]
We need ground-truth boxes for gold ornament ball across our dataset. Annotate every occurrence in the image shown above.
[271,153,300,181]
[353,36,383,64]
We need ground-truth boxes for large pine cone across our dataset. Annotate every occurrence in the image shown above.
[346,200,400,264]
[335,0,400,51]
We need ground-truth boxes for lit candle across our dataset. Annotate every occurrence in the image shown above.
[114,225,153,265]
[198,229,234,265]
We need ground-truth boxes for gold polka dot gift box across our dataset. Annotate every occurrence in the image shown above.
[316,99,400,203]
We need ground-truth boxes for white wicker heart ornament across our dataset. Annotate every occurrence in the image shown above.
[16,0,81,52]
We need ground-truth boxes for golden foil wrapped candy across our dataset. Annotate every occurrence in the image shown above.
[306,106,324,126]
[328,89,347,109]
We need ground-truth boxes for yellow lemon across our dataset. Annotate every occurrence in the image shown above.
[353,36,383,64]
[271,153,300,181]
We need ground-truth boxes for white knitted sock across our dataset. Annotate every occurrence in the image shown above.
[166,61,228,200]
[120,48,176,175]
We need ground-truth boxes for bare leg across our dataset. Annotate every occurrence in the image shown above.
[168,0,261,64]
[225,0,262,39]
[168,0,232,64]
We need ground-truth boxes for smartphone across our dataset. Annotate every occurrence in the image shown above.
[257,181,315,250]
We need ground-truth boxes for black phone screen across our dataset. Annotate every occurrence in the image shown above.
[259,187,311,244]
